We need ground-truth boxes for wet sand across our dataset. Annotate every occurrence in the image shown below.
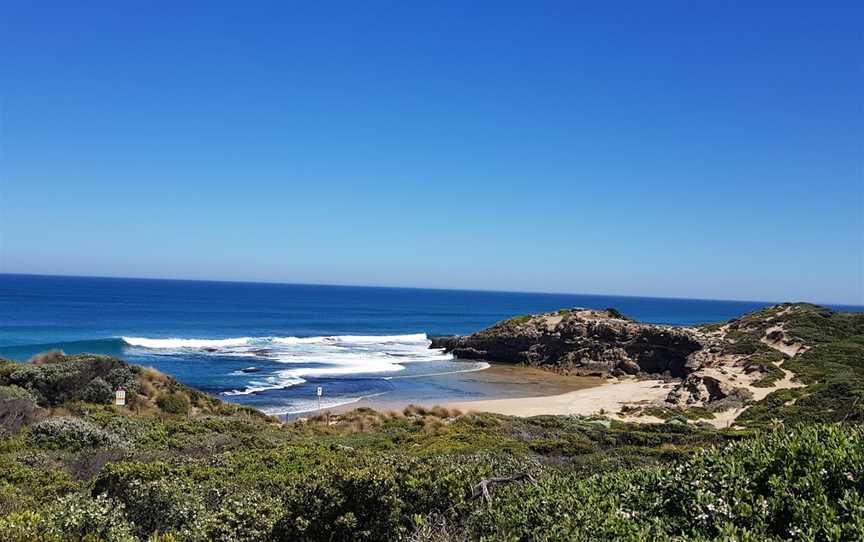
[330,363,605,414]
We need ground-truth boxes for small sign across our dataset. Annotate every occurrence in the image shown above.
[115,388,126,406]
[316,386,323,397]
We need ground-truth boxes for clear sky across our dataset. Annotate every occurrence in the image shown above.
[1,1,862,304]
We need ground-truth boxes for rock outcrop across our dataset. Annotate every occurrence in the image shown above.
[431,309,711,378]
[431,303,845,412]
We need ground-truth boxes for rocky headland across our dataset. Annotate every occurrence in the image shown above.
[432,303,864,418]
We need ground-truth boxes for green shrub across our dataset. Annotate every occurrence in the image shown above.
[605,308,630,320]
[529,437,596,456]
[0,385,39,433]
[0,497,135,541]
[43,493,135,542]
[8,355,137,407]
[739,336,864,427]
[786,336,864,385]
[0,384,37,402]
[0,457,79,511]
[0,511,50,542]
[80,377,114,404]
[504,315,533,325]
[201,488,282,542]
[468,424,864,541]
[113,479,206,540]
[0,359,22,385]
[105,366,138,394]
[91,461,175,497]
[156,393,190,416]
[29,417,119,451]
[272,465,404,541]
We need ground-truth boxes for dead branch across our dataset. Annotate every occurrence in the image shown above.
[470,472,538,507]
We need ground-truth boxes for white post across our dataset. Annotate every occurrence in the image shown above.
[317,386,323,410]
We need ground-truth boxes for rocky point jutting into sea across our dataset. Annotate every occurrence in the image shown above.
[431,303,852,413]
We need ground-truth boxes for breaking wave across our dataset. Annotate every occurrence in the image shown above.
[120,333,430,350]
[121,333,453,397]
[122,336,253,349]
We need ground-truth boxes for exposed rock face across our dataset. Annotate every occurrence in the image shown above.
[433,303,838,415]
[434,303,864,424]
[431,309,710,378]
[666,371,732,405]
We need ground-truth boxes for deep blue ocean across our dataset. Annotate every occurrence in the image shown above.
[2,274,860,415]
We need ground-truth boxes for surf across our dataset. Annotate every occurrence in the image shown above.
[121,333,432,350]
[117,333,454,400]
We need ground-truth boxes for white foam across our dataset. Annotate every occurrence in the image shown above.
[272,333,428,345]
[222,375,307,396]
[384,361,490,379]
[259,392,389,416]
[122,336,253,349]
[123,333,430,350]
[124,332,456,400]
[275,360,405,380]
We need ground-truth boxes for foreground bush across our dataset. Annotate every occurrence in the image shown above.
[29,417,120,451]
[89,446,511,541]
[468,424,864,541]
[4,423,857,541]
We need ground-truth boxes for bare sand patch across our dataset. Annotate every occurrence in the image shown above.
[704,329,806,428]
[445,379,673,418]
[761,325,808,357]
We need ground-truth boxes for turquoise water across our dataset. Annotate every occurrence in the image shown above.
[2,274,859,415]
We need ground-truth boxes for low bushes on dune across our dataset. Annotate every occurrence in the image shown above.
[29,416,121,451]
[0,422,859,541]
[467,424,864,541]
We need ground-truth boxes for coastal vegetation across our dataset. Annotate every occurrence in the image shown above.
[0,303,862,540]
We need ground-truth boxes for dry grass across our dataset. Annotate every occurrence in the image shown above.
[29,350,66,365]
[403,405,462,418]
[298,405,465,435]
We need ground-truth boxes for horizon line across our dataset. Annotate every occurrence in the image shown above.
[4,271,861,309]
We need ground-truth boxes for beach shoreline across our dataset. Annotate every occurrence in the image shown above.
[324,362,606,415]
[444,378,674,418]
[323,362,675,419]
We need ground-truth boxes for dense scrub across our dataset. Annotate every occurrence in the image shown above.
[0,354,266,427]
[0,353,749,541]
[469,424,864,541]
[0,401,859,541]
[738,338,864,428]
[695,303,864,429]
[723,305,864,429]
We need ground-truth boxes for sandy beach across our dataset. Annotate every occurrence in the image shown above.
[445,378,674,418]
[332,362,674,420]
[333,363,606,414]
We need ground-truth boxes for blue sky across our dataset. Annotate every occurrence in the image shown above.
[1,1,862,304]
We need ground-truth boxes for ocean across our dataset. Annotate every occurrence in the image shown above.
[1,274,860,416]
